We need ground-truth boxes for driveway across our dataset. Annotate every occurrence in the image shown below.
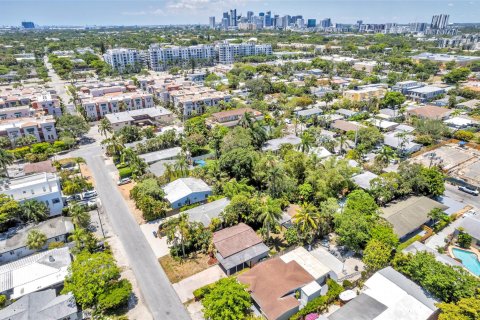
[173,265,226,303]
[140,221,170,258]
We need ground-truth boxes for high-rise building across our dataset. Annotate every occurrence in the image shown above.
[21,21,35,29]
[282,15,291,29]
[148,44,216,71]
[273,15,280,28]
[247,11,254,23]
[431,14,449,29]
[265,11,272,27]
[216,42,272,64]
[222,12,230,27]
[307,19,317,28]
[230,9,237,27]
[320,18,332,28]
[209,17,215,29]
[103,48,143,72]
[410,22,428,32]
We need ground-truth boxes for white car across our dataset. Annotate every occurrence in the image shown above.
[459,186,479,196]
[82,190,98,199]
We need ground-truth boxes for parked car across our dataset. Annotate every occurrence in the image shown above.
[459,185,479,196]
[117,177,132,186]
[65,194,82,203]
[82,190,98,199]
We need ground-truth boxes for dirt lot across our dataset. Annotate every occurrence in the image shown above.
[159,253,214,283]
[79,163,95,187]
[118,182,146,225]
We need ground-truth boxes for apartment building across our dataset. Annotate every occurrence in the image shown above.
[103,48,143,72]
[0,115,57,144]
[343,85,387,102]
[392,80,424,95]
[148,44,216,71]
[407,86,445,102]
[81,92,154,120]
[216,42,273,64]
[0,105,31,120]
[170,86,232,118]
[104,107,173,131]
[30,91,62,116]
[0,172,64,216]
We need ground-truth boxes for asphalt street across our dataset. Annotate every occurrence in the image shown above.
[71,143,190,320]
[43,56,77,115]
[444,183,480,209]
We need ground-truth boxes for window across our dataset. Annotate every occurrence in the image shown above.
[9,251,14,255]
[52,198,60,204]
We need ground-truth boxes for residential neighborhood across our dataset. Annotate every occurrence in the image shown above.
[0,3,479,320]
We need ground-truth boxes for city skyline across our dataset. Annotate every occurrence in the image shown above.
[1,0,480,27]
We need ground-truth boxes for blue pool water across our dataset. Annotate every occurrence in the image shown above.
[194,159,206,167]
[452,248,480,276]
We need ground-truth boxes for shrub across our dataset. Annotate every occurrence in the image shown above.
[48,241,65,249]
[118,166,133,178]
[290,279,343,320]
[193,283,215,300]
[342,280,353,289]
[284,227,300,246]
[458,232,473,248]
[97,279,132,312]
[0,294,5,307]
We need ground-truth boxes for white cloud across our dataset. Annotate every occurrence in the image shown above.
[448,2,454,6]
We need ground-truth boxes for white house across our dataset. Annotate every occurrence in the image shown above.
[0,172,64,216]
[0,216,73,264]
[0,247,72,299]
[163,178,212,209]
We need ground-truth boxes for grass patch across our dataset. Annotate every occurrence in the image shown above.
[398,235,422,251]
[159,253,211,283]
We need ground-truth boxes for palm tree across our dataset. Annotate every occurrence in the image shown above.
[129,156,147,178]
[375,146,396,166]
[27,229,47,250]
[258,197,282,243]
[298,131,315,153]
[118,100,127,112]
[239,112,254,129]
[98,118,113,138]
[68,228,97,253]
[102,134,124,157]
[163,213,190,258]
[163,163,177,182]
[69,204,90,228]
[20,200,48,223]
[175,153,189,177]
[294,203,321,245]
[0,149,14,178]
[338,134,347,155]
[121,148,137,164]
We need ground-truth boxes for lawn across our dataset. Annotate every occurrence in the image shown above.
[159,253,212,283]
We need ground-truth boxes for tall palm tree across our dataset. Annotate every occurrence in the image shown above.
[175,154,189,178]
[0,149,14,178]
[258,197,282,243]
[20,200,48,223]
[118,100,127,112]
[163,163,177,182]
[294,203,321,245]
[298,131,315,153]
[375,146,396,166]
[26,229,47,250]
[338,134,347,155]
[68,228,97,253]
[102,134,124,157]
[239,112,254,129]
[74,157,86,178]
[69,204,90,228]
[98,118,113,138]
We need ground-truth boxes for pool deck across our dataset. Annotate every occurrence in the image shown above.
[448,245,480,276]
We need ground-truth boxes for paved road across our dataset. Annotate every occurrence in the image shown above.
[43,56,77,115]
[71,144,189,320]
[444,183,480,208]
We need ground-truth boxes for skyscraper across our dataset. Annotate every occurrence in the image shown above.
[230,9,237,27]
[209,17,215,29]
[307,19,317,28]
[247,11,254,23]
[431,14,449,29]
[320,18,332,28]
[21,21,35,29]
[265,11,272,27]
[223,12,230,28]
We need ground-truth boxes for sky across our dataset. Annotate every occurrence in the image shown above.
[1,0,480,26]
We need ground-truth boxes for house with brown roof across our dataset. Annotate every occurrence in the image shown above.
[238,247,336,320]
[331,119,365,132]
[208,108,263,127]
[213,223,269,275]
[407,105,453,120]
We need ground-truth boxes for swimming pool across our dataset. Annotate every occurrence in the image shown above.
[452,248,480,276]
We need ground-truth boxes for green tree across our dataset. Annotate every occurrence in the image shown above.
[62,251,132,312]
[20,200,48,223]
[202,277,252,320]
[294,203,321,244]
[258,197,282,243]
[457,229,473,249]
[56,114,89,138]
[69,204,91,228]
[443,67,471,84]
[363,239,392,272]
[437,294,480,320]
[382,91,406,108]
[98,118,113,137]
[0,194,21,227]
[26,229,47,250]
[298,131,315,153]
[0,148,14,177]
[374,146,396,167]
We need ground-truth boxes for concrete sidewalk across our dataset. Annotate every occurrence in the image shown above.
[173,265,226,303]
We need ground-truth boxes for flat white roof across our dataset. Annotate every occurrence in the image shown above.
[280,247,331,280]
